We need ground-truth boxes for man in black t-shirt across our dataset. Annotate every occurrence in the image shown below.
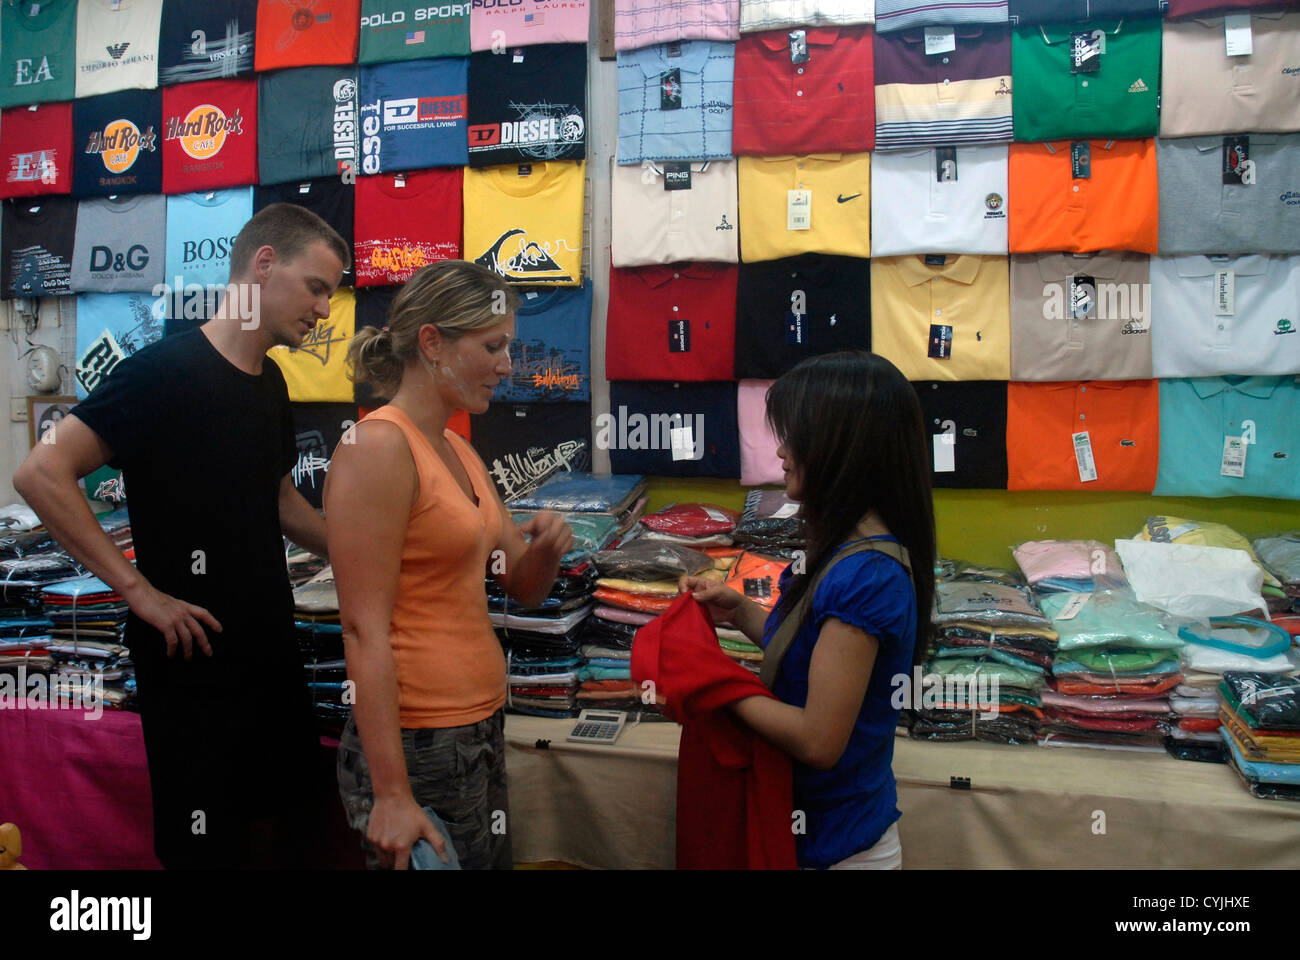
[15,204,349,870]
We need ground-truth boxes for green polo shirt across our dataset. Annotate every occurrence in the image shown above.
[357,0,471,64]
[1011,19,1161,142]
[0,0,76,108]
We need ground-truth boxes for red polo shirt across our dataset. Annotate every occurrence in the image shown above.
[606,262,738,381]
[0,103,72,198]
[733,26,875,156]
[161,79,259,194]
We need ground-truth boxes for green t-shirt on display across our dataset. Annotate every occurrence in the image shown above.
[1011,19,1161,142]
[357,0,471,63]
[0,0,77,108]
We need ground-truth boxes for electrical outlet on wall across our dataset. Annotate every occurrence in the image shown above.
[11,398,29,422]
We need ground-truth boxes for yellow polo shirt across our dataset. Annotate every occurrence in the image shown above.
[870,254,1010,381]
[737,153,870,262]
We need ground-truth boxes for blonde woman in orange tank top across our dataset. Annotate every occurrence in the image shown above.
[324,261,573,871]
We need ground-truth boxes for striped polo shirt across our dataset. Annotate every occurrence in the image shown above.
[875,0,1009,34]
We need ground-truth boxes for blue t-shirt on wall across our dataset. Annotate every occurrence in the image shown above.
[494,280,592,403]
[358,58,469,173]
[164,188,253,290]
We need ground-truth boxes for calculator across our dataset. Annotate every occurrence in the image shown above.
[567,710,628,745]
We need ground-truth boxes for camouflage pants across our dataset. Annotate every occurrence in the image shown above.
[337,709,512,870]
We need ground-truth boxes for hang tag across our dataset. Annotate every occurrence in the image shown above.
[669,319,690,352]
[928,324,953,359]
[512,48,525,63]
[666,41,682,59]
[1070,31,1102,73]
[936,147,958,182]
[785,309,806,345]
[29,3,40,15]
[669,418,694,462]
[394,173,406,188]
[1222,136,1253,185]
[298,183,311,194]
[525,291,539,299]
[514,407,527,417]
[1224,14,1253,57]
[1071,141,1091,179]
[1214,269,1235,316]
[702,506,730,523]
[660,68,682,110]
[787,189,811,230]
[1055,592,1092,620]
[789,30,810,64]
[933,433,956,473]
[111,0,121,9]
[773,501,800,519]
[1073,431,1098,483]
[517,164,531,177]
[924,26,956,56]
[1070,275,1097,319]
[1221,436,1247,478]
[924,254,947,266]
[743,577,773,599]
[662,161,692,190]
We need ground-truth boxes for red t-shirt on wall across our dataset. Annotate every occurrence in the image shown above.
[161,79,259,194]
[353,168,463,287]
[0,103,73,198]
[732,26,875,155]
[254,0,361,71]
[606,262,738,381]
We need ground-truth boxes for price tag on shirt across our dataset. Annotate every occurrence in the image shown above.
[660,69,682,110]
[787,189,811,230]
[1221,436,1247,478]
[1222,136,1254,185]
[788,30,810,64]
[928,324,953,359]
[512,48,525,63]
[924,27,956,56]
[1070,275,1097,319]
[669,418,694,462]
[1054,592,1092,620]
[1224,15,1253,57]
[936,147,958,182]
[1073,431,1098,483]
[669,318,690,352]
[1071,141,1091,179]
[933,433,956,473]
[1215,269,1234,315]
[662,162,692,190]
[772,501,800,519]
[702,506,730,523]
[1070,31,1103,73]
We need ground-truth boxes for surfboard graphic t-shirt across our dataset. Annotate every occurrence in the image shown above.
[161,78,259,193]
[0,0,77,108]
[0,103,73,198]
[353,168,462,286]
[158,0,256,85]
[254,0,361,70]
[74,0,163,98]
[2,196,76,298]
[462,160,584,286]
[72,90,163,196]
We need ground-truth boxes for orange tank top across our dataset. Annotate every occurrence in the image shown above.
[362,405,506,728]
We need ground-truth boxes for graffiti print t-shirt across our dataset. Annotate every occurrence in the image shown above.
[74,0,163,98]
[73,290,166,397]
[254,0,361,70]
[0,103,73,198]
[161,78,258,193]
[462,160,584,286]
[72,90,163,196]
[0,0,77,108]
[353,167,462,286]
[2,196,76,298]
[254,178,356,286]
[268,287,357,402]
[71,194,167,293]
[494,281,592,402]
[467,43,586,167]
[359,0,471,62]
[469,401,593,503]
[257,67,359,185]
[357,58,469,172]
[288,401,358,506]
[164,187,252,288]
[158,0,256,85]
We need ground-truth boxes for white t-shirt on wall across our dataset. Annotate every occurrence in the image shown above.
[76,0,163,98]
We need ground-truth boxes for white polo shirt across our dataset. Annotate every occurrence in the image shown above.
[870,144,1007,256]
[739,0,874,32]
[612,160,739,268]
[1160,12,1300,138]
[1150,254,1300,378]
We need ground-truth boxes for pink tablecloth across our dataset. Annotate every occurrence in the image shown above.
[0,708,161,869]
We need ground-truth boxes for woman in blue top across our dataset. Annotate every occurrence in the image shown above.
[683,351,936,869]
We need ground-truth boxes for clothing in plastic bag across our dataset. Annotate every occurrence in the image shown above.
[638,502,738,537]
[1113,538,1270,619]
[592,540,715,581]
[932,582,1051,628]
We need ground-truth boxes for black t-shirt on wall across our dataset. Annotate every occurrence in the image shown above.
[158,0,257,84]
[254,177,356,286]
[2,196,76,298]
[467,43,587,168]
[71,329,297,648]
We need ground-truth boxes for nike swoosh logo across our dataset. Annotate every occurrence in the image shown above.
[837,193,862,203]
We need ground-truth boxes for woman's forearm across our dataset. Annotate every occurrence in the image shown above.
[731,695,823,768]
[343,630,411,801]
[731,596,770,644]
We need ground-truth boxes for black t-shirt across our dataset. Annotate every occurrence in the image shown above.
[469,401,593,503]
[2,196,76,298]
[353,285,399,405]
[71,90,163,196]
[734,254,871,379]
[467,43,587,168]
[1008,0,1165,24]
[158,0,257,85]
[912,379,1008,490]
[289,401,358,508]
[253,177,356,286]
[607,380,740,478]
[71,329,297,644]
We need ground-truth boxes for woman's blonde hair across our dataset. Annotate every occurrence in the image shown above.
[347,259,520,399]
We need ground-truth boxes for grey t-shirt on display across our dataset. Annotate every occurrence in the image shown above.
[71,194,166,293]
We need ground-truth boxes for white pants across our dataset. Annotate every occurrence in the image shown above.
[827,822,902,870]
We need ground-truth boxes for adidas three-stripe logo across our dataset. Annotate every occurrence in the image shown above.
[1128,78,1148,93]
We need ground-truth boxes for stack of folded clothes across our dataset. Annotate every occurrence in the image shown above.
[730,490,805,559]
[1039,588,1185,754]
[507,472,647,529]
[506,645,583,719]
[40,575,136,709]
[0,578,55,674]
[1013,539,1126,594]
[292,568,348,737]
[1253,533,1300,615]
[636,502,739,551]
[286,541,329,587]
[1219,673,1300,801]
[911,580,1054,744]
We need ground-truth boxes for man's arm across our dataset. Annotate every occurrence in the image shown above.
[279,475,328,559]
[13,414,221,658]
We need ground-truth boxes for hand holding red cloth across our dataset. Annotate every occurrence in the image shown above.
[631,593,797,870]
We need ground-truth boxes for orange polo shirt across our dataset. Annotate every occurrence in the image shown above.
[1006,380,1159,492]
[1008,139,1158,254]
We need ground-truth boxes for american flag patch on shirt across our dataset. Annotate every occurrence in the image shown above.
[524,12,544,24]
[406,30,425,44]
